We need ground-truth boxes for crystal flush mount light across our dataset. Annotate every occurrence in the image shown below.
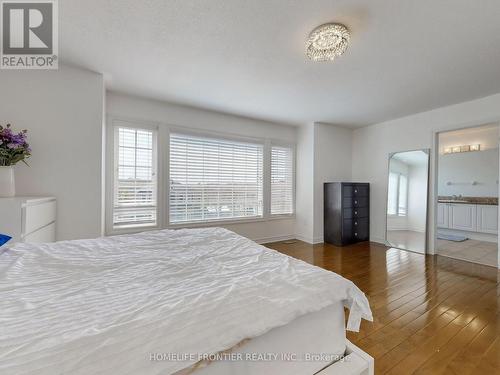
[306,23,350,62]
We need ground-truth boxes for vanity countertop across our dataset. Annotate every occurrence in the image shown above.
[438,196,498,206]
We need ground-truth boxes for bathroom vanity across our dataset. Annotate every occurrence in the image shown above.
[437,197,498,240]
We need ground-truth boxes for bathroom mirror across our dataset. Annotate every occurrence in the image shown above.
[386,149,430,253]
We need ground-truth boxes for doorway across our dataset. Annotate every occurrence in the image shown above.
[435,124,499,267]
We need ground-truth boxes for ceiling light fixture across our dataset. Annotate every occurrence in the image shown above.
[306,23,350,62]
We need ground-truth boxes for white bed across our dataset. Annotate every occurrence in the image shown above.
[174,303,346,375]
[0,227,373,375]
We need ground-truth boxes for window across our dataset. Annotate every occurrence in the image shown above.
[107,120,296,233]
[169,133,263,224]
[387,172,408,216]
[271,145,294,215]
[112,126,157,228]
[398,174,408,216]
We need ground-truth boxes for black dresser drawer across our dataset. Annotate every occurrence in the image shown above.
[343,184,369,198]
[344,196,368,208]
[353,197,368,208]
[343,218,369,242]
[343,206,368,219]
[353,185,369,197]
[342,185,354,197]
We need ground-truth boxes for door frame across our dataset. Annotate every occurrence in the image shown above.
[433,123,500,268]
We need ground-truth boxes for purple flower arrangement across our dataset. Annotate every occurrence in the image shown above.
[0,124,31,166]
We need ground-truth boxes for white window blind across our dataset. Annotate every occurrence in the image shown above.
[387,172,399,216]
[271,145,294,215]
[113,126,157,228]
[387,172,407,217]
[398,174,408,216]
[169,133,263,223]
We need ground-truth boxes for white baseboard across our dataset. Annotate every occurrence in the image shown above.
[313,236,324,244]
[293,235,324,244]
[370,236,386,245]
[408,228,426,233]
[294,234,313,244]
[387,228,425,233]
[257,234,388,246]
[254,234,295,244]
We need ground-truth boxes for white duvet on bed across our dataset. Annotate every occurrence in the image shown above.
[0,227,372,375]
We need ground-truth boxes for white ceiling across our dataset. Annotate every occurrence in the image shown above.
[61,0,500,127]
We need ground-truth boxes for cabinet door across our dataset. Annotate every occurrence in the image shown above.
[476,205,498,234]
[449,204,477,232]
[436,203,449,228]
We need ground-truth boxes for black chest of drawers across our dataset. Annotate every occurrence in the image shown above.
[324,182,370,246]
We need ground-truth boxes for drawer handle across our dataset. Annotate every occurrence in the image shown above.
[354,211,358,215]
[354,200,358,204]
[354,232,358,236]
[354,189,358,193]
[355,222,358,226]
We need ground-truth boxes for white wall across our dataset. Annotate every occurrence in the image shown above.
[439,124,498,153]
[106,92,297,243]
[438,149,499,197]
[313,123,352,242]
[294,122,353,243]
[294,123,315,243]
[352,93,500,251]
[0,65,104,240]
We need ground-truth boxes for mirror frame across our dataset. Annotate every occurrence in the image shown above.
[384,148,431,253]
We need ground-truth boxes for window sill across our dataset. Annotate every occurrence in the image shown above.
[168,214,295,228]
[106,215,295,236]
[107,224,160,236]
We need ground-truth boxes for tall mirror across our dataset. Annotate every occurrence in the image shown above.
[386,150,430,253]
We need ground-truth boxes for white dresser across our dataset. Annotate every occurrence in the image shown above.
[0,197,56,245]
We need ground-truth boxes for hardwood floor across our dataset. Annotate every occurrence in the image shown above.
[265,240,500,375]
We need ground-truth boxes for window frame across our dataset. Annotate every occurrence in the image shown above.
[269,141,296,218]
[106,117,295,235]
[106,118,162,235]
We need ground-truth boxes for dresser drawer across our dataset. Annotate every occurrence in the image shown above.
[23,199,56,235]
[353,185,369,197]
[343,206,368,219]
[344,196,368,208]
[343,218,369,241]
[342,185,354,197]
[353,197,368,208]
[23,222,55,243]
